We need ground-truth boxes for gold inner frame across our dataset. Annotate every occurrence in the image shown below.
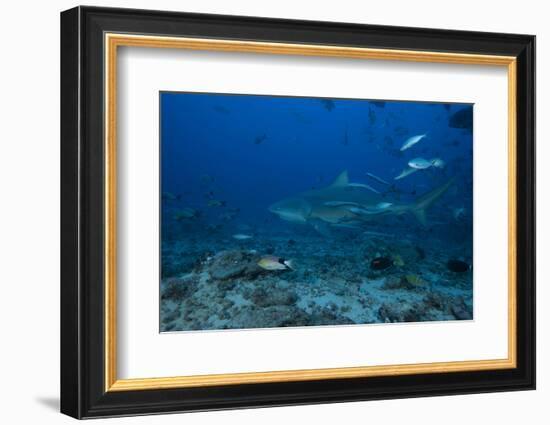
[104,33,517,392]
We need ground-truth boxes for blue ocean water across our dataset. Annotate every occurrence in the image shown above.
[160,92,473,332]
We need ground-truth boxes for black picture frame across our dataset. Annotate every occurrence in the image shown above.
[61,5,535,419]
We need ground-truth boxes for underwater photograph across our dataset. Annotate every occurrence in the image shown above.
[160,92,473,332]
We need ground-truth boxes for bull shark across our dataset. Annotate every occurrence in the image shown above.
[268,170,454,229]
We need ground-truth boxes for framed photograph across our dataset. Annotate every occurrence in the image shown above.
[60,6,535,419]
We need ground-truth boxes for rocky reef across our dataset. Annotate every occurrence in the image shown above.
[159,227,473,332]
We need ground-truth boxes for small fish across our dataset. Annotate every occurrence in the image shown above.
[207,199,226,208]
[447,259,471,273]
[368,108,377,125]
[320,99,335,111]
[370,256,393,270]
[408,157,434,170]
[405,274,428,286]
[370,100,386,108]
[173,208,199,221]
[449,107,473,130]
[219,212,237,221]
[162,192,181,201]
[257,256,293,271]
[394,167,419,180]
[365,172,391,186]
[400,133,427,151]
[347,182,380,194]
[213,105,230,114]
[393,255,405,267]
[254,134,267,145]
[232,233,252,240]
[408,157,446,170]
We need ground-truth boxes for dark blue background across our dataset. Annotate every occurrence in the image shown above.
[161,92,473,230]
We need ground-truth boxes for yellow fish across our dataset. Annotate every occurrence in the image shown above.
[405,274,428,287]
[393,255,405,267]
[257,256,294,271]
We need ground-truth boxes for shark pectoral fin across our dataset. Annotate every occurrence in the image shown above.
[311,221,333,237]
[411,177,456,226]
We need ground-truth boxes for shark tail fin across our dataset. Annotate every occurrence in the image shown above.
[411,177,455,226]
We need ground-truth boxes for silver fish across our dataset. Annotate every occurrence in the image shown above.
[408,157,433,169]
[400,133,427,151]
[232,234,253,240]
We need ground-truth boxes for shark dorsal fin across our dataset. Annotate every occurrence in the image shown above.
[329,171,349,188]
